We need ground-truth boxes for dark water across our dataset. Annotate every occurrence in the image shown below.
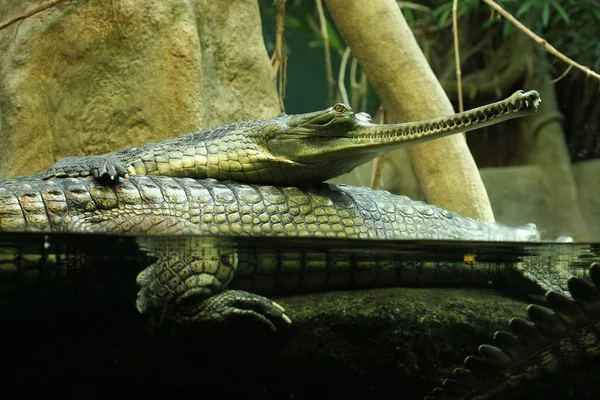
[1,232,599,398]
[2,231,598,298]
[2,231,599,273]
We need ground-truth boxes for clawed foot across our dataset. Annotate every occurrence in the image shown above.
[179,290,292,332]
[44,155,130,183]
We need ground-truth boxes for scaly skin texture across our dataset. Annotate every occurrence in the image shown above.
[0,175,539,241]
[3,83,595,397]
[0,176,594,398]
[44,90,541,184]
[0,174,561,322]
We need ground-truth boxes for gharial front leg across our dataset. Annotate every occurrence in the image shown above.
[44,154,130,182]
[135,248,291,331]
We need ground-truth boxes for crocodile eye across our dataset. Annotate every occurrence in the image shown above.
[333,103,349,113]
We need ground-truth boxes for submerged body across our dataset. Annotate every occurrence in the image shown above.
[3,88,597,398]
[0,174,564,312]
[0,174,595,400]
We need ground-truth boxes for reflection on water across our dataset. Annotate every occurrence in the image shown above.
[1,231,598,319]
[0,231,599,397]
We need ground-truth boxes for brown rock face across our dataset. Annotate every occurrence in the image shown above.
[0,0,280,178]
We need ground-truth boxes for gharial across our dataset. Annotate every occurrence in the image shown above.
[1,89,598,399]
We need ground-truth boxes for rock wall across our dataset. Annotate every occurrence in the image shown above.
[0,0,280,178]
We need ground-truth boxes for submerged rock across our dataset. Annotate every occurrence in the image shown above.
[0,282,529,397]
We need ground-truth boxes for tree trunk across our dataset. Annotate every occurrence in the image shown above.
[518,67,590,240]
[325,0,494,222]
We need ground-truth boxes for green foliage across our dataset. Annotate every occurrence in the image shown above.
[431,2,453,27]
[418,0,600,71]
[307,17,345,56]
[258,0,597,112]
[259,0,378,112]
[259,0,344,55]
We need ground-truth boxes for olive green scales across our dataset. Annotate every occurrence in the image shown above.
[1,89,599,399]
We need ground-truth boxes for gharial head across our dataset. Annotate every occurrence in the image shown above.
[259,90,541,184]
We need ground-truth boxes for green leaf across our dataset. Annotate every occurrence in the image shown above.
[542,1,550,27]
[502,20,514,37]
[582,0,600,7]
[439,7,453,27]
[550,0,570,23]
[325,21,344,54]
[432,2,453,17]
[403,8,415,25]
[308,40,322,49]
[516,1,536,17]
